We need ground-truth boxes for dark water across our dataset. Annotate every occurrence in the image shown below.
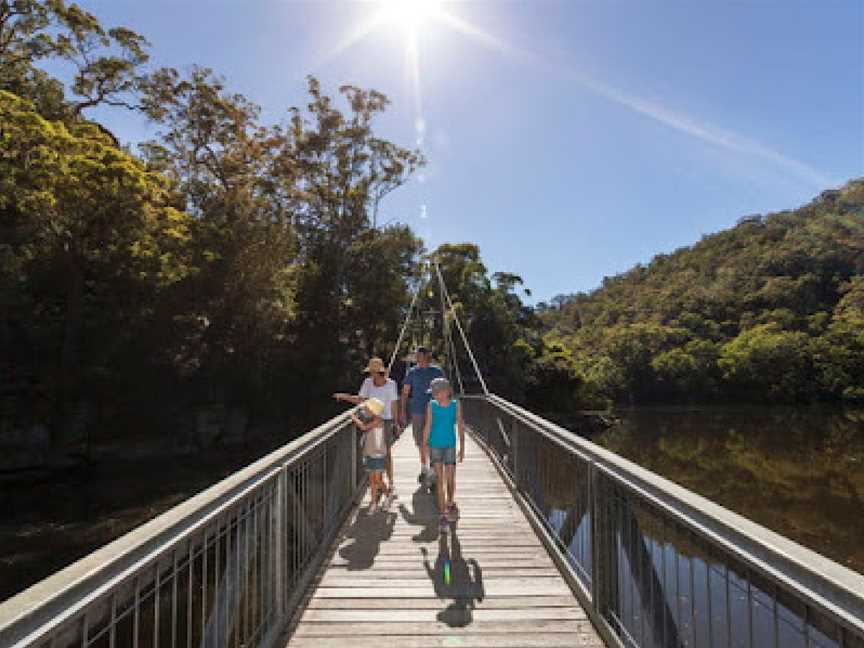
[593,405,864,575]
[527,405,864,647]
[0,445,274,603]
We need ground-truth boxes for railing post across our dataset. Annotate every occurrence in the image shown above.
[350,423,358,492]
[274,466,286,617]
[590,463,608,619]
[510,417,520,484]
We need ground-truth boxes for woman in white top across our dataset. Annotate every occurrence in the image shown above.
[334,357,399,499]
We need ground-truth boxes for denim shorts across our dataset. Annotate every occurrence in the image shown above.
[364,455,386,472]
[429,446,456,465]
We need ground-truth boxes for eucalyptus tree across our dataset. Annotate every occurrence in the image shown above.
[0,0,149,118]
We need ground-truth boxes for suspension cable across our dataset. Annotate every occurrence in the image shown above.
[388,264,426,373]
[434,261,490,396]
[436,265,465,395]
[447,319,465,395]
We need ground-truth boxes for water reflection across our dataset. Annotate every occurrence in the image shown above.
[532,406,864,647]
[543,497,856,648]
[594,406,864,574]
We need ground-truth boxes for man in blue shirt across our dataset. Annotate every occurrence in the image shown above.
[400,346,444,475]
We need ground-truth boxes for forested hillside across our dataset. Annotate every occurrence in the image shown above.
[537,181,864,405]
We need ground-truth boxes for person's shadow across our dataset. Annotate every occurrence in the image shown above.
[337,509,397,570]
[398,486,440,542]
[420,527,485,627]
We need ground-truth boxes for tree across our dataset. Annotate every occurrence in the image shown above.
[719,324,815,401]
[0,90,192,435]
[0,1,150,117]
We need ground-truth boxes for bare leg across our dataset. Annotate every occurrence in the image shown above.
[370,472,380,507]
[434,463,446,514]
[412,416,427,472]
[446,464,456,507]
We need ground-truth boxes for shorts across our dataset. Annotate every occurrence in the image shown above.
[411,414,426,447]
[429,446,456,465]
[364,455,386,472]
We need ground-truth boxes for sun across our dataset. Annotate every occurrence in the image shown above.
[378,0,444,31]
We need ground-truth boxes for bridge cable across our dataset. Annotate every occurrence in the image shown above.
[436,265,465,395]
[387,262,427,373]
[434,261,490,396]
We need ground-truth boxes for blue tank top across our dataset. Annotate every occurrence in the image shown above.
[428,399,458,448]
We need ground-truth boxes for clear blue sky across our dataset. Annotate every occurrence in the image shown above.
[78,0,862,303]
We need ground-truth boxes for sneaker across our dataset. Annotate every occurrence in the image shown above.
[368,500,378,515]
[439,514,449,533]
[381,490,394,512]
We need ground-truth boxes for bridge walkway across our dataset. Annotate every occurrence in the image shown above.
[284,430,604,647]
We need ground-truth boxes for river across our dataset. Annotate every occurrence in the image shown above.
[593,405,864,574]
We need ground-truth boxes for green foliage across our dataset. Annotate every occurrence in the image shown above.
[0,89,193,428]
[718,325,814,400]
[540,181,864,404]
[0,0,150,117]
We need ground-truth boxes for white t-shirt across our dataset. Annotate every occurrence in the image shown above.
[358,377,398,421]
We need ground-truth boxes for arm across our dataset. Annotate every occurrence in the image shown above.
[421,401,432,465]
[390,400,399,431]
[400,381,411,426]
[334,393,363,404]
[388,380,399,428]
[457,401,465,462]
[334,378,369,405]
[350,413,383,432]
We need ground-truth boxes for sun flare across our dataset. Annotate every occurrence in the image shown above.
[378,0,443,31]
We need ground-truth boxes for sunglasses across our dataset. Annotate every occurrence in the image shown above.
[377,371,387,376]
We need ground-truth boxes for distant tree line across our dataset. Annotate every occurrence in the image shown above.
[536,182,864,406]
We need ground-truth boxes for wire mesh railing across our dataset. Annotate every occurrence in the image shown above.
[463,394,864,648]
[0,413,364,648]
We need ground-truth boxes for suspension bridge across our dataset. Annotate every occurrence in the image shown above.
[1,264,863,648]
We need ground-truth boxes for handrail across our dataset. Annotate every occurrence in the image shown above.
[0,410,359,648]
[463,394,864,648]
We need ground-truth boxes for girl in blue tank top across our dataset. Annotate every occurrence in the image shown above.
[422,377,466,532]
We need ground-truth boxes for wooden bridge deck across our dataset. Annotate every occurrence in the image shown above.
[285,429,604,647]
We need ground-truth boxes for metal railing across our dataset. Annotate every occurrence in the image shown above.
[463,394,864,648]
[0,412,364,648]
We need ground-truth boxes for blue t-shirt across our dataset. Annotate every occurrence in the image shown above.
[428,399,458,448]
[404,365,444,416]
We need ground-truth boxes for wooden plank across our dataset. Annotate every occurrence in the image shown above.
[288,634,602,648]
[316,576,567,588]
[328,558,557,568]
[291,622,603,648]
[305,596,579,610]
[292,620,587,636]
[322,568,561,578]
[299,607,587,622]
[310,584,572,598]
